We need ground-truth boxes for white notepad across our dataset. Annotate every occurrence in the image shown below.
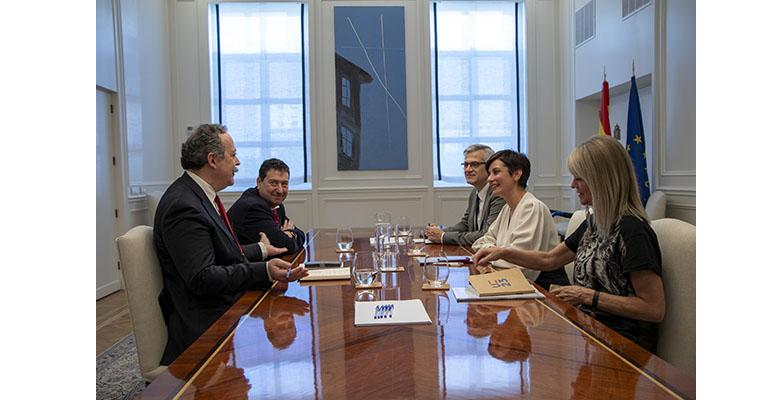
[452,285,546,301]
[354,299,432,326]
[299,266,351,281]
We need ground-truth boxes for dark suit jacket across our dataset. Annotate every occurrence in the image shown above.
[442,185,506,246]
[153,172,271,365]
[227,188,306,254]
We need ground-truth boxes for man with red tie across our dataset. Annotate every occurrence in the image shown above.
[153,124,308,365]
[228,158,306,255]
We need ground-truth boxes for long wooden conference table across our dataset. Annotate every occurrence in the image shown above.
[139,228,696,399]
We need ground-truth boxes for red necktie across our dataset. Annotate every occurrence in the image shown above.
[215,195,244,255]
[272,208,280,226]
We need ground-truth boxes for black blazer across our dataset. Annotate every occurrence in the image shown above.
[153,172,271,365]
[227,187,306,254]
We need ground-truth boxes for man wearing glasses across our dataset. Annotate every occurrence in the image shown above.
[426,144,506,245]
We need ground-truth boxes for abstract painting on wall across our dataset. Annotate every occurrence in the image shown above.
[334,6,408,171]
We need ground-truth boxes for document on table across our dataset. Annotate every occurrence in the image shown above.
[299,266,351,281]
[369,237,404,246]
[354,299,432,326]
[452,285,545,301]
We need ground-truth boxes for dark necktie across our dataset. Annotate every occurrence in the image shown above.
[214,195,244,255]
[272,208,280,227]
[474,195,481,230]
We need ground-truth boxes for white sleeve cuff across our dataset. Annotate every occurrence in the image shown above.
[259,242,268,259]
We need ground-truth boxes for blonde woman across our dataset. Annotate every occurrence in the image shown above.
[473,135,665,352]
[471,150,568,290]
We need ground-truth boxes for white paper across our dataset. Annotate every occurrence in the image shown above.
[369,237,404,246]
[354,299,432,326]
[452,285,546,301]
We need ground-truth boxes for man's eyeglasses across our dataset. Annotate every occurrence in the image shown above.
[461,162,486,168]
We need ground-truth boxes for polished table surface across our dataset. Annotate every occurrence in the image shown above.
[140,228,696,399]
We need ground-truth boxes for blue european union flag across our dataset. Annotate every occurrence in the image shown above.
[626,75,650,207]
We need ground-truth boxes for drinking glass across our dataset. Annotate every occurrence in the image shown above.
[374,247,399,272]
[374,211,392,224]
[353,252,378,287]
[424,252,450,288]
[374,222,392,251]
[397,216,411,237]
[406,228,426,255]
[336,227,354,251]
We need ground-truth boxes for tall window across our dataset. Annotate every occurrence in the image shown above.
[209,2,310,189]
[431,1,525,182]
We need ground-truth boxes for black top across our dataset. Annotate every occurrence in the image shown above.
[227,188,306,254]
[564,214,662,352]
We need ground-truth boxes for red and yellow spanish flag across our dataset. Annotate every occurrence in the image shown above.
[599,80,611,136]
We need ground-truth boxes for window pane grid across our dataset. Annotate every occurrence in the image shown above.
[212,2,309,188]
[432,1,522,183]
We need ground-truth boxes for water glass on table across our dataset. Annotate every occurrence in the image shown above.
[375,211,391,224]
[353,252,378,287]
[397,216,411,237]
[374,222,392,250]
[336,227,354,252]
[406,228,426,256]
[424,253,450,288]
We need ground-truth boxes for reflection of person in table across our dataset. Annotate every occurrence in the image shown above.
[253,295,310,350]
[471,150,569,290]
[465,304,502,338]
[473,135,665,352]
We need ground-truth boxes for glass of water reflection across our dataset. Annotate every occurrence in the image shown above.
[424,252,450,288]
[336,227,354,251]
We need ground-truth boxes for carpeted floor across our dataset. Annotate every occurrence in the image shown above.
[96,333,145,399]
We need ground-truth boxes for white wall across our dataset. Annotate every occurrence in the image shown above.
[166,0,568,230]
[111,0,178,228]
[571,0,695,224]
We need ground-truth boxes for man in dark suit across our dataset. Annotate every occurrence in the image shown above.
[228,158,306,255]
[426,144,506,246]
[153,124,308,365]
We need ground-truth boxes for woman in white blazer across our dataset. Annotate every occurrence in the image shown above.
[471,150,570,290]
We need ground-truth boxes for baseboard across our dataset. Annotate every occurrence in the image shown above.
[97,280,122,300]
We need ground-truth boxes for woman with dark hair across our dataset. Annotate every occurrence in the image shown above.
[473,136,665,352]
[471,150,569,289]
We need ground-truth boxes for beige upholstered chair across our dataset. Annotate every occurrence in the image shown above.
[146,191,164,226]
[651,218,695,378]
[645,190,667,220]
[115,225,168,382]
[562,209,588,284]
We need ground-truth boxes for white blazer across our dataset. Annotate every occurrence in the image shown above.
[471,191,559,281]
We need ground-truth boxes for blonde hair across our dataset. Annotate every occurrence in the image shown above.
[567,135,648,237]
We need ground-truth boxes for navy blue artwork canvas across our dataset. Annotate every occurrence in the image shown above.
[334,6,408,171]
